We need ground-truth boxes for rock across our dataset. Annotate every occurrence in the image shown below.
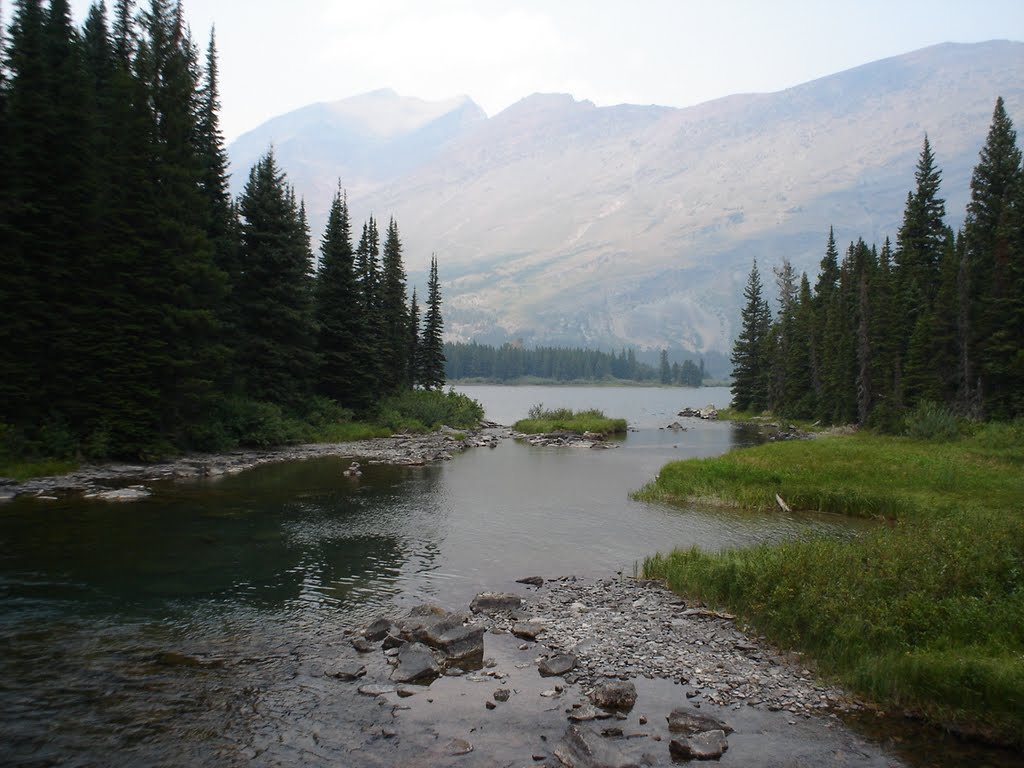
[390,642,442,683]
[494,688,511,702]
[666,421,686,430]
[325,662,366,681]
[357,684,397,697]
[421,621,485,662]
[445,738,474,756]
[553,725,640,768]
[666,707,733,735]
[516,575,546,587]
[485,700,497,710]
[396,687,417,698]
[351,637,373,653]
[364,617,395,642]
[668,730,729,760]
[588,681,637,712]
[84,485,151,501]
[470,591,524,614]
[567,704,612,722]
[539,654,577,677]
[512,621,546,641]
[381,632,405,650]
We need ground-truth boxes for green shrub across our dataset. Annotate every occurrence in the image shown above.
[376,389,484,432]
[514,406,627,436]
[903,400,959,441]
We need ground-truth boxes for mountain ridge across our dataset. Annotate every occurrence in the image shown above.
[227,40,1024,355]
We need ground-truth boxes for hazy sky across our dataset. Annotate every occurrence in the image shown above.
[66,0,1024,142]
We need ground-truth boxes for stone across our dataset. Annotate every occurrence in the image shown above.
[516,575,545,587]
[553,725,640,768]
[567,704,612,722]
[445,738,473,756]
[485,700,497,710]
[470,591,524,614]
[84,485,151,502]
[494,689,511,702]
[351,637,373,653]
[512,621,546,640]
[423,622,485,662]
[666,707,733,735]
[390,642,442,683]
[381,632,405,650]
[364,617,395,642]
[668,730,729,760]
[325,662,366,681]
[589,680,637,712]
[357,684,397,697]
[539,654,577,677]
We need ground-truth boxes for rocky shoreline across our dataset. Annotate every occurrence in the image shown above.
[336,576,883,767]
[0,425,512,504]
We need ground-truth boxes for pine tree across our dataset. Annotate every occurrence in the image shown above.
[315,186,365,407]
[236,149,317,408]
[659,349,671,384]
[379,217,411,389]
[730,260,772,412]
[420,255,446,390]
[963,97,1023,418]
[408,288,421,388]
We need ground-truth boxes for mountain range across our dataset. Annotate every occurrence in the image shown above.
[227,41,1024,365]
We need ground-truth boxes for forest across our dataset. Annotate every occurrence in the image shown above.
[731,104,1024,427]
[0,0,447,461]
[444,341,705,386]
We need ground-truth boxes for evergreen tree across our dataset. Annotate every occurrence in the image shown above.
[236,149,317,408]
[408,288,421,387]
[379,216,411,389]
[964,97,1023,418]
[730,260,772,411]
[420,255,446,389]
[315,186,365,407]
[659,349,671,384]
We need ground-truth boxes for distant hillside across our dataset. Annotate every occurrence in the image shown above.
[227,41,1024,356]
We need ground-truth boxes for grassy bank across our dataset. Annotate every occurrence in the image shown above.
[638,423,1024,746]
[513,406,627,436]
[1,389,485,479]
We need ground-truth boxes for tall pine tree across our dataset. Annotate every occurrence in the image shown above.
[420,255,446,390]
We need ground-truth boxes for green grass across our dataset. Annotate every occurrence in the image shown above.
[640,421,1024,746]
[0,459,80,481]
[513,405,627,436]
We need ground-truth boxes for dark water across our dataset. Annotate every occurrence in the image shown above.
[0,387,1019,767]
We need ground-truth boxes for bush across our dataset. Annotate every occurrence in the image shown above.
[514,405,627,435]
[903,400,959,441]
[376,389,484,432]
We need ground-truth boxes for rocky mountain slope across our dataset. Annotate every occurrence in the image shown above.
[228,41,1024,356]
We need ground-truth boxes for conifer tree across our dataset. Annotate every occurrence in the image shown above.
[408,288,421,388]
[380,217,411,389]
[730,260,772,412]
[420,255,446,389]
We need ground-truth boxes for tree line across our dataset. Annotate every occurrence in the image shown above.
[445,341,705,386]
[731,98,1024,425]
[0,0,445,460]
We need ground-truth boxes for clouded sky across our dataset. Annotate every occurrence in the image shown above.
[66,0,1024,142]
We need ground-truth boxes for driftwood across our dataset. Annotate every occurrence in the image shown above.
[775,493,791,513]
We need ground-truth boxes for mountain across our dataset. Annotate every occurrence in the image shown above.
[227,42,1024,362]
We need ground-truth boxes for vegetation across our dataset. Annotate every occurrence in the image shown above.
[445,341,705,386]
[732,100,1024,426]
[639,424,1024,745]
[513,405,627,436]
[0,0,450,464]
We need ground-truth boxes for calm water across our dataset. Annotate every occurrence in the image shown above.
[1,386,1014,767]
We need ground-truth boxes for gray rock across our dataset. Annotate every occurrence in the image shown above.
[553,725,639,768]
[470,591,524,614]
[516,575,545,587]
[350,636,373,653]
[390,642,442,683]
[512,621,546,640]
[539,654,577,677]
[445,738,473,756]
[493,688,511,702]
[422,621,485,662]
[325,662,366,681]
[567,704,612,722]
[84,485,151,501]
[666,707,732,735]
[589,681,637,711]
[668,730,729,760]
[364,617,395,642]
[357,684,397,696]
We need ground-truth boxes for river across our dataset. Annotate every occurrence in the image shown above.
[0,386,1018,767]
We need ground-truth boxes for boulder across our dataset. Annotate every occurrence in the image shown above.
[423,622,485,662]
[538,654,577,677]
[512,621,546,641]
[470,592,524,614]
[668,730,729,760]
[588,680,637,712]
[390,642,442,683]
[666,707,732,735]
[553,725,640,768]
[516,575,545,587]
[363,617,396,642]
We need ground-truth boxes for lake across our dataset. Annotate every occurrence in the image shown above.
[1,386,1015,767]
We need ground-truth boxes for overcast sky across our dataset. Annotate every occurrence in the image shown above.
[66,0,1024,143]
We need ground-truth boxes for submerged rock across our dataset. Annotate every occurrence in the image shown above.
[512,621,546,641]
[553,725,639,768]
[588,681,637,712]
[538,654,577,677]
[470,592,524,614]
[325,662,367,681]
[669,729,729,760]
[667,707,733,735]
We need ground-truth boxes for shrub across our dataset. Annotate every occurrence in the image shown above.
[376,389,484,432]
[903,400,959,441]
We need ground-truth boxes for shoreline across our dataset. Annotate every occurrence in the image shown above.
[0,426,512,504]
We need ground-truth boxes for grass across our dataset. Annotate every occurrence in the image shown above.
[639,421,1024,746]
[513,405,627,436]
[0,459,80,481]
